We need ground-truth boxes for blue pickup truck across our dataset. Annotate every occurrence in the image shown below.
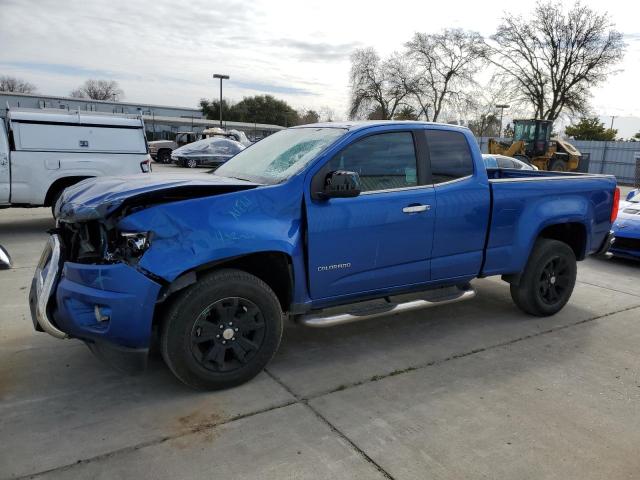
[29,121,618,389]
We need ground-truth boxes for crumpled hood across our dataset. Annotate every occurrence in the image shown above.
[56,173,260,222]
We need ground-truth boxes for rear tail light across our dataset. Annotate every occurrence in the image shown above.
[140,157,151,173]
[610,187,620,223]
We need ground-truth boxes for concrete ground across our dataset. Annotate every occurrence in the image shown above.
[1,164,639,479]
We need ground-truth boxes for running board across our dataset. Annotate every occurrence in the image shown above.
[297,285,476,328]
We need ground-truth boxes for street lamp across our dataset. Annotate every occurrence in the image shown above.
[495,104,510,138]
[213,73,230,127]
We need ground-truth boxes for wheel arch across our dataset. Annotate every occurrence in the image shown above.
[503,221,587,286]
[538,222,587,260]
[44,176,93,206]
[157,250,294,313]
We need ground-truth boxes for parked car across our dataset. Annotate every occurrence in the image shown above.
[171,137,245,168]
[148,132,201,163]
[482,154,538,170]
[610,189,640,259]
[0,109,150,215]
[30,121,617,390]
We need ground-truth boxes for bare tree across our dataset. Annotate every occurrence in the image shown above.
[348,48,409,120]
[70,79,124,101]
[462,76,521,138]
[487,1,625,121]
[0,75,37,93]
[405,29,487,122]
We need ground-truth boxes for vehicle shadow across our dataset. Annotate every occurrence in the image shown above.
[268,278,627,397]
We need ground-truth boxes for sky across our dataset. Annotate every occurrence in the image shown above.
[1,0,639,136]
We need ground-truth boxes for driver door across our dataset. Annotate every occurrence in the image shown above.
[305,130,435,300]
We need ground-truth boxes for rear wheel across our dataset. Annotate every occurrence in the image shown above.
[510,239,576,316]
[161,269,283,390]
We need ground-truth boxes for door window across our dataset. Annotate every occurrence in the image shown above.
[324,132,418,192]
[426,130,474,184]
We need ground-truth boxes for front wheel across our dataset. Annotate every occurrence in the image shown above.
[161,269,283,390]
[185,158,198,168]
[510,239,577,316]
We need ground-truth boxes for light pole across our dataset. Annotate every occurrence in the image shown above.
[495,104,510,138]
[213,73,230,127]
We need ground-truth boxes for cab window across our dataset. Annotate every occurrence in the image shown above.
[324,132,418,192]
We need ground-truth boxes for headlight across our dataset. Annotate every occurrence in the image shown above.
[120,231,151,257]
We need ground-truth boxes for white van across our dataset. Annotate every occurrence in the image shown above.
[0,109,151,213]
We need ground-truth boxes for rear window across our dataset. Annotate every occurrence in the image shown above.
[13,122,147,154]
[426,130,473,184]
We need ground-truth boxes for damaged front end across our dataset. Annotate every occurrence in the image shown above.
[35,173,262,373]
[57,220,151,266]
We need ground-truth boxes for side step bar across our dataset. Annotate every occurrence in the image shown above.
[297,285,476,328]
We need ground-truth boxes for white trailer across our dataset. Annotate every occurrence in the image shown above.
[0,109,151,213]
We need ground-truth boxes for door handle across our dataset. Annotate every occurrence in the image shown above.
[402,204,430,213]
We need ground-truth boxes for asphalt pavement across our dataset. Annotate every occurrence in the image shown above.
[1,164,639,479]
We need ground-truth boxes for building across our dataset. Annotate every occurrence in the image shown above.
[0,92,283,140]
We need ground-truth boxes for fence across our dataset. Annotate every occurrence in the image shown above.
[477,137,640,186]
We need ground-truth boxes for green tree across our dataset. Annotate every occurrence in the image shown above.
[201,95,300,127]
[199,98,234,122]
[299,109,320,125]
[393,105,419,120]
[565,117,617,141]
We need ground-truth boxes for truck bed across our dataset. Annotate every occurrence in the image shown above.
[482,168,617,277]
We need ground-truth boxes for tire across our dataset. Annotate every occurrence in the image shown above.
[510,239,577,316]
[157,150,172,164]
[549,157,568,171]
[185,158,198,168]
[161,269,283,390]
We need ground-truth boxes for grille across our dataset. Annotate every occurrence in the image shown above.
[613,236,640,251]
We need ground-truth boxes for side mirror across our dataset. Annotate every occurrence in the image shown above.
[626,189,638,201]
[321,170,361,199]
[0,244,12,270]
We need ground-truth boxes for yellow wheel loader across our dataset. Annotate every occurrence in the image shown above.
[488,119,581,171]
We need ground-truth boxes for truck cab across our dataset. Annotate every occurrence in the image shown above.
[0,109,151,212]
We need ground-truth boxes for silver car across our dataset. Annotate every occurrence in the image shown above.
[482,154,538,170]
[171,137,246,168]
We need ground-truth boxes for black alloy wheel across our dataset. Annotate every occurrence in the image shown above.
[537,256,570,305]
[190,297,266,373]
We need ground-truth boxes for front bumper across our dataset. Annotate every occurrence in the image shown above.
[29,235,162,351]
[609,235,640,259]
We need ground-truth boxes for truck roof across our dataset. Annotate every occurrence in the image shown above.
[292,120,471,133]
[8,109,143,128]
